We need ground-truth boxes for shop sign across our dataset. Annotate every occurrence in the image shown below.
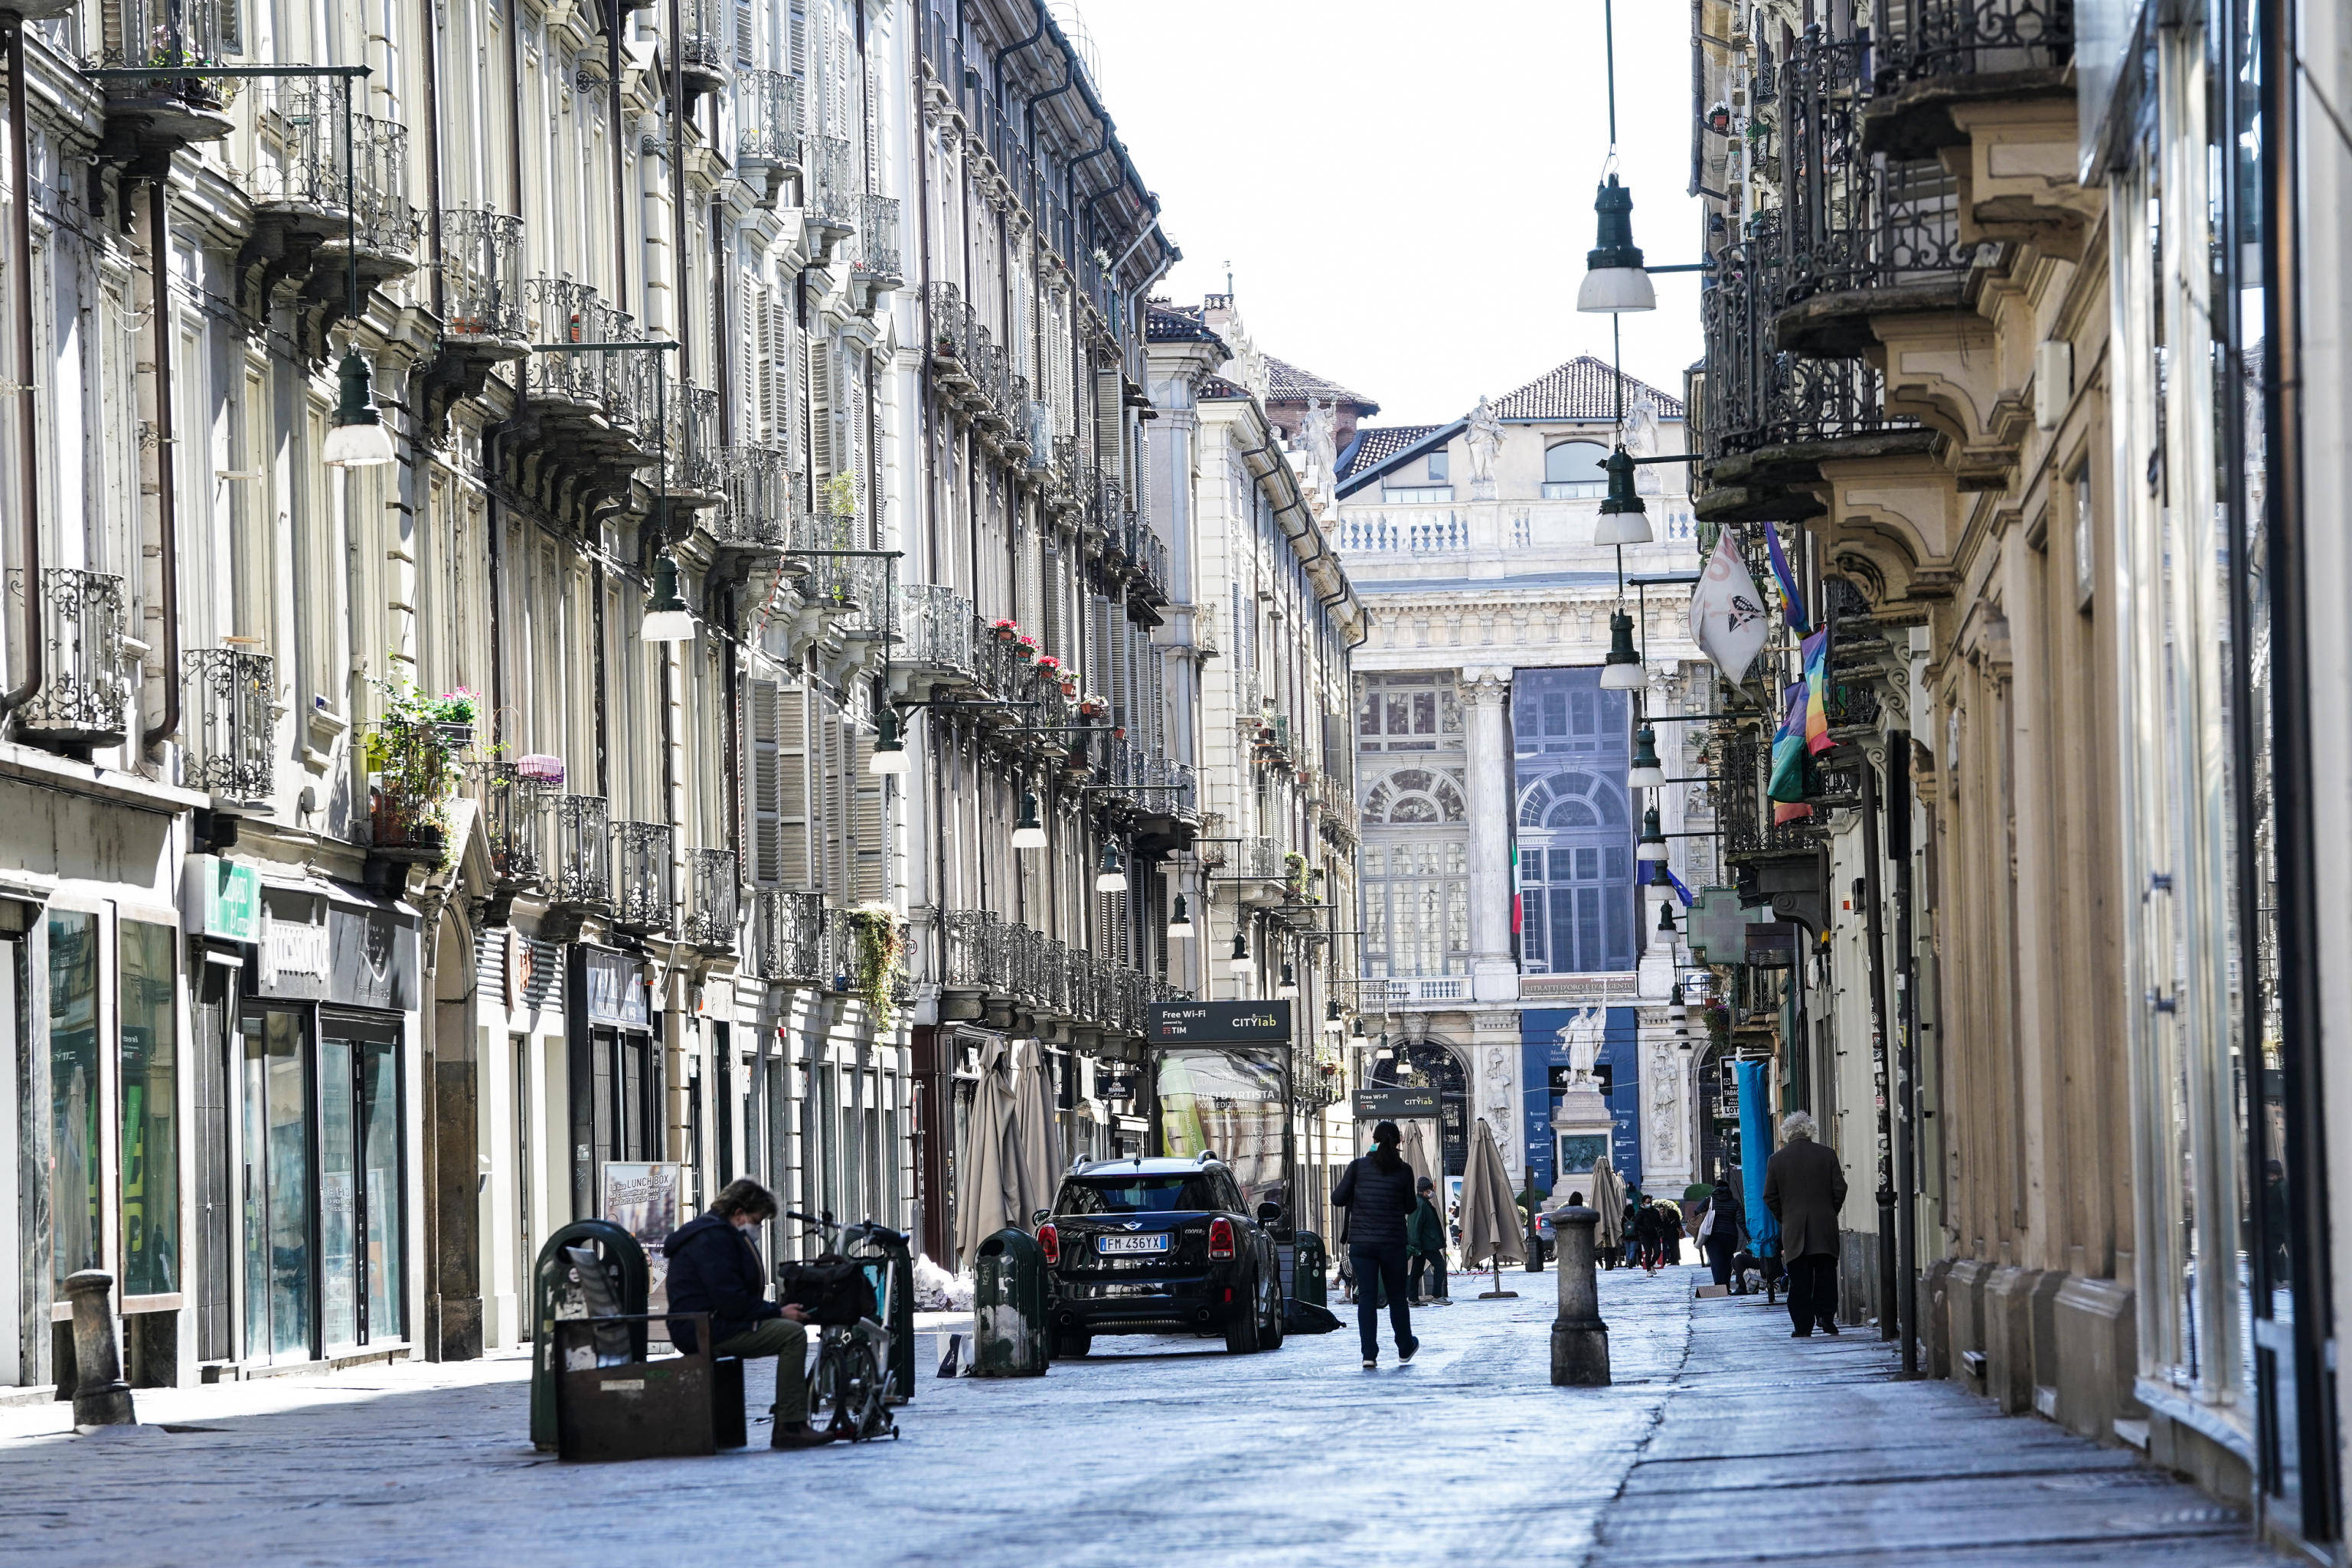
[260,892,332,998]
[603,1162,688,1323]
[583,947,651,1029]
[183,854,261,943]
[1353,1086,1442,1119]
[1146,1000,1292,1046]
[1096,1072,1138,1101]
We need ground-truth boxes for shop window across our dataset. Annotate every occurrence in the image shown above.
[48,910,102,1295]
[119,921,179,1298]
[242,1011,313,1361]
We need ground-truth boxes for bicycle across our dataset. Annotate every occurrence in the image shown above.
[783,1210,903,1443]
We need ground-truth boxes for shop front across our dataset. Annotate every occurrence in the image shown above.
[227,877,420,1370]
[566,944,662,1221]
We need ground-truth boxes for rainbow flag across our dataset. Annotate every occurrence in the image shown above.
[1766,524,1808,632]
[1802,627,1833,756]
[1768,680,1812,822]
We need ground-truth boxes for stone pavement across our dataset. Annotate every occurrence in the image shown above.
[0,1266,2286,1567]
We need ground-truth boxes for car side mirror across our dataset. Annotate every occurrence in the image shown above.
[1031,1207,1052,1228]
[1256,1202,1283,1224]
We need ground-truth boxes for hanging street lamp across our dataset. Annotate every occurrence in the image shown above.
[1628,724,1665,789]
[1601,608,1645,690]
[869,707,910,776]
[1637,804,1669,861]
[322,348,396,467]
[1592,446,1652,544]
[639,554,694,642]
[1012,790,1048,850]
[1576,174,1657,314]
[1096,842,1129,893]
[1166,893,1194,941]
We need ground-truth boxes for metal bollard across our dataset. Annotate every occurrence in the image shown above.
[1548,1207,1611,1387]
[65,1271,137,1427]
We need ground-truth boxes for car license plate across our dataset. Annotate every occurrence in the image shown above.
[1097,1233,1169,1255]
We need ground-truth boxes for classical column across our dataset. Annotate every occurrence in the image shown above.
[1462,667,1518,1002]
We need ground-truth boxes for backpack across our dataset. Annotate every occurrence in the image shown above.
[776,1254,880,1326]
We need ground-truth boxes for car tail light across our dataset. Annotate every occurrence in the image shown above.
[1038,1222,1060,1265]
[1207,1217,1235,1260]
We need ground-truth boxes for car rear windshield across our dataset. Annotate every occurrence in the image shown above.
[1058,1175,1222,1214]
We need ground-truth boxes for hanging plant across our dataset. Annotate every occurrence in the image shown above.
[842,903,907,1026]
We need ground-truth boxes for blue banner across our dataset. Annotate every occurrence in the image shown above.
[1737,1060,1781,1258]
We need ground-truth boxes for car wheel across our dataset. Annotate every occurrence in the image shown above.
[1261,1289,1286,1351]
[1223,1275,1263,1354]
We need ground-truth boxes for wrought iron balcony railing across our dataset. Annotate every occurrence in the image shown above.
[854,194,903,283]
[893,584,975,680]
[1870,0,2073,87]
[676,0,729,86]
[754,888,830,982]
[737,70,802,168]
[1700,214,1913,459]
[181,647,273,801]
[714,445,794,550]
[96,0,234,126]
[1779,34,1977,307]
[808,136,858,230]
[683,848,739,950]
[941,908,1008,992]
[528,277,651,429]
[969,614,1022,701]
[612,820,675,935]
[485,762,554,884]
[1716,730,1815,858]
[247,83,420,257]
[17,567,132,747]
[668,384,724,498]
[440,207,528,344]
[550,793,612,906]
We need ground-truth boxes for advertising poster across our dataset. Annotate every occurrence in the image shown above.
[601,1161,688,1328]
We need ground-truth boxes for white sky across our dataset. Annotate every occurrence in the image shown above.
[1073,0,1707,427]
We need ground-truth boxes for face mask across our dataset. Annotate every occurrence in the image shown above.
[733,1215,762,1234]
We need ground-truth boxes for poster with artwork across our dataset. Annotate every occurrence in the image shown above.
[601,1161,689,1328]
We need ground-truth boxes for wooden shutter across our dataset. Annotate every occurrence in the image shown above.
[734,0,754,66]
[788,0,808,91]
[815,690,848,897]
[753,284,776,439]
[1093,366,1122,465]
[750,679,812,887]
[850,729,887,903]
[808,332,835,492]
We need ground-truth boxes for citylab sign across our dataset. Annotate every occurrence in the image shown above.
[1146,1000,1292,1047]
[1353,1086,1442,1119]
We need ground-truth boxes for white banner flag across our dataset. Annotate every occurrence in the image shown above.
[1689,531,1771,686]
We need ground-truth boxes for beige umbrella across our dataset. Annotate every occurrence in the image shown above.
[1588,1161,1627,1255]
[1008,1037,1063,1227]
[1399,1118,1445,1210]
[954,1038,1018,1267]
[1459,1116,1527,1298]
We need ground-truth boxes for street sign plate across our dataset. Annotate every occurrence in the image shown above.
[1146,1000,1292,1046]
[1352,1086,1441,1119]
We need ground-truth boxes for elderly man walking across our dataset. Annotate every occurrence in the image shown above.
[1762,1110,1848,1338]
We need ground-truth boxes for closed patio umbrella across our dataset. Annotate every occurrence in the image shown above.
[954,1037,1019,1268]
[1399,1117,1445,1209]
[1587,1161,1627,1256]
[1458,1116,1527,1298]
[1009,1037,1064,1227]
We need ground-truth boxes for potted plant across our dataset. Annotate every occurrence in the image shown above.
[1013,634,1036,662]
[367,673,476,864]
[990,617,1018,644]
[1078,694,1106,719]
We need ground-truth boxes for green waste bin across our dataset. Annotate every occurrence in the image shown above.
[530,1220,648,1450]
[1291,1231,1329,1308]
[969,1227,1048,1377]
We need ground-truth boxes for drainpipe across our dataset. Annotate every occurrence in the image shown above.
[420,0,446,316]
[609,0,629,300]
[1,18,42,719]
[992,1,1050,155]
[668,0,689,384]
[139,182,181,754]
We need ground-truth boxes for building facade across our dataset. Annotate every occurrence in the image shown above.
[0,0,1361,1396]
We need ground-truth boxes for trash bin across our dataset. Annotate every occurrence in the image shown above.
[969,1227,1048,1377]
[530,1220,648,1451]
[1291,1230,1329,1308]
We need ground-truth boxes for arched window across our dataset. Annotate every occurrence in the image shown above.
[1543,440,1610,499]
[1367,767,1467,825]
[1516,770,1627,829]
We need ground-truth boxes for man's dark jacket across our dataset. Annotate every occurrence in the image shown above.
[1406,1195,1448,1259]
[1333,1154,1418,1250]
[663,1211,780,1350]
[1762,1138,1849,1259]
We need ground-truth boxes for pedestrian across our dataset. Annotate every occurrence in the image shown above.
[1633,1199,1664,1273]
[1762,1109,1850,1337]
[662,1178,830,1449]
[1658,1200,1687,1266]
[1700,1178,1742,1286]
[1333,1120,1420,1369]
[1407,1176,1450,1305]
[1621,1198,1642,1269]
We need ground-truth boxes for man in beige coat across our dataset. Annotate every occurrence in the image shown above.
[1762,1110,1849,1337]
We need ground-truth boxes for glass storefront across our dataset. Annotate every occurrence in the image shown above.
[119,921,179,1298]
[47,910,101,1294]
[241,1010,312,1361]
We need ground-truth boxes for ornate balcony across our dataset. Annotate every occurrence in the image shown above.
[419,207,529,437]
[507,278,660,518]
[1866,0,2075,159]
[852,194,903,289]
[709,444,794,561]
[753,888,830,983]
[1773,34,1981,358]
[550,793,612,910]
[737,70,803,194]
[1696,216,1927,524]
[611,820,675,936]
[92,0,234,165]
[485,761,555,887]
[806,136,858,247]
[941,909,1008,995]
[237,83,420,331]
[892,584,978,688]
[181,647,273,802]
[16,567,132,751]
[665,384,726,509]
[675,0,730,100]
[683,848,739,952]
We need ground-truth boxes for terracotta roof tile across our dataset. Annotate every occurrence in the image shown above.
[1489,354,1684,420]
[1265,354,1380,414]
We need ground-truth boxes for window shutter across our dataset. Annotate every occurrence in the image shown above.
[815,691,848,898]
[850,728,887,903]
[1110,610,1132,730]
[789,0,808,90]
[734,0,753,66]
[1093,366,1121,465]
[751,679,813,887]
[753,284,776,439]
[808,332,835,492]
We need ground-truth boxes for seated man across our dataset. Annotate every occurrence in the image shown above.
[664,1178,828,1449]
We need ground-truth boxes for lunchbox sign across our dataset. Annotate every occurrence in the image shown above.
[1146,1000,1292,1045]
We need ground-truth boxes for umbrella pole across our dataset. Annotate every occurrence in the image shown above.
[1478,1255,1518,1300]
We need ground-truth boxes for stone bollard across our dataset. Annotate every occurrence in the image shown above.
[1548,1207,1610,1387]
[65,1271,137,1428]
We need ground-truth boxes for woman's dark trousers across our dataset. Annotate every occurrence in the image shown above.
[1348,1244,1413,1360]
[1706,1236,1736,1286]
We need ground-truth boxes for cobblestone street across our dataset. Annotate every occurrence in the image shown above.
[0,1269,2284,1567]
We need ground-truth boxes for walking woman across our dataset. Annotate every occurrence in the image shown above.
[1334,1121,1420,1369]
[1700,1178,1743,1286]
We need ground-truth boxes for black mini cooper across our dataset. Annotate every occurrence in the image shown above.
[1037,1155,1287,1357]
